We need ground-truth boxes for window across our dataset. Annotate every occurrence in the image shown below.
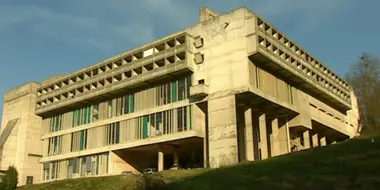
[51,162,59,180]
[26,176,33,185]
[72,105,93,127]
[105,122,120,145]
[155,76,191,106]
[171,81,177,102]
[107,100,113,118]
[71,130,88,152]
[92,104,99,121]
[68,153,108,177]
[178,78,186,100]
[142,116,149,139]
[177,107,188,132]
[155,113,162,136]
[47,136,62,156]
[50,114,63,132]
[123,94,135,114]
[177,108,183,131]
[43,163,50,180]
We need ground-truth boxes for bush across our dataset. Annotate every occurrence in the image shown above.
[136,173,166,190]
[1,166,18,190]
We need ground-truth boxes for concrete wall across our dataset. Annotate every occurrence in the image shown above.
[0,82,43,185]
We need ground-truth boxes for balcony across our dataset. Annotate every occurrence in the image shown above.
[36,33,194,115]
[189,84,209,98]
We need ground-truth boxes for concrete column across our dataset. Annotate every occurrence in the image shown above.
[259,113,268,159]
[320,136,327,146]
[244,108,254,161]
[173,150,179,166]
[158,151,164,172]
[312,133,319,147]
[303,130,311,149]
[271,118,281,156]
[207,95,239,168]
[278,120,289,155]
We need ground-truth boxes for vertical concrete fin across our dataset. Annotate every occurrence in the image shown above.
[199,7,219,23]
[0,118,19,148]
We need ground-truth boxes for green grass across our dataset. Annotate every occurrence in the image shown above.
[19,135,380,190]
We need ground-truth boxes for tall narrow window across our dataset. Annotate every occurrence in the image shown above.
[106,122,120,145]
[83,107,88,124]
[48,136,62,156]
[155,113,162,135]
[171,81,178,102]
[177,107,183,132]
[107,100,113,118]
[115,122,120,143]
[187,75,192,97]
[183,107,187,131]
[142,116,149,139]
[92,104,99,121]
[50,115,63,132]
[178,78,186,100]
[124,95,130,114]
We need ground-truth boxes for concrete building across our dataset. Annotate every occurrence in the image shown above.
[0,7,360,185]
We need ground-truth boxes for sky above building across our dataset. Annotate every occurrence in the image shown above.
[0,0,379,128]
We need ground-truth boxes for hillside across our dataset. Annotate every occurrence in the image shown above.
[19,135,380,190]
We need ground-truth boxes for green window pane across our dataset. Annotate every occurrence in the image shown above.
[55,116,59,132]
[83,107,87,124]
[79,131,85,150]
[142,116,149,139]
[77,109,81,126]
[72,111,76,127]
[89,106,92,123]
[51,117,55,132]
[171,81,178,102]
[124,96,129,114]
[129,95,135,112]
[115,123,120,144]
[58,115,62,131]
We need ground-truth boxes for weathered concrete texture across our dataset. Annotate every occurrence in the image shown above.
[258,113,268,159]
[270,118,281,157]
[244,108,254,161]
[0,82,42,186]
[303,130,311,149]
[208,95,238,168]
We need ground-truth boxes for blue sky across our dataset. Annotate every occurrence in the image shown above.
[0,0,379,128]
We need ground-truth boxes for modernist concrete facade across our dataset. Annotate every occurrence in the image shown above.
[0,7,360,185]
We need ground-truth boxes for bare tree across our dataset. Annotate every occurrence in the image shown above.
[345,53,380,134]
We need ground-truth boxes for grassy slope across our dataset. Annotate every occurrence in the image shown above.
[19,135,380,190]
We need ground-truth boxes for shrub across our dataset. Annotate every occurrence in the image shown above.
[136,173,166,190]
[1,166,18,190]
